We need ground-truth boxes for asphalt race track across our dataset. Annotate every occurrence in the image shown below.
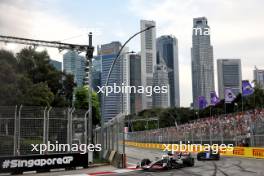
[7,146,264,176]
[124,146,264,176]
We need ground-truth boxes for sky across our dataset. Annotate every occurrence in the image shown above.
[0,0,264,107]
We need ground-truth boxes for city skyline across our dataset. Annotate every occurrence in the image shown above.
[1,0,264,107]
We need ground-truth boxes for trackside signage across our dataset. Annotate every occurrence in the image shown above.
[233,148,245,155]
[0,153,88,174]
[252,149,264,158]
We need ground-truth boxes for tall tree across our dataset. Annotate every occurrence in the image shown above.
[74,86,101,126]
[0,48,75,107]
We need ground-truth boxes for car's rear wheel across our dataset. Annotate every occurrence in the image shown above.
[197,153,202,161]
[215,154,220,160]
[184,158,195,167]
[166,161,172,169]
[141,158,151,166]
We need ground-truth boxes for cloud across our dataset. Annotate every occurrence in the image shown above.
[0,0,90,59]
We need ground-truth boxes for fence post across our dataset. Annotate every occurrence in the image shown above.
[234,121,238,146]
[116,119,119,152]
[191,125,194,144]
[67,108,74,150]
[209,126,212,145]
[17,105,22,156]
[111,124,114,150]
[122,116,125,168]
[47,107,52,146]
[106,126,109,150]
[249,117,255,147]
[110,125,112,150]
[13,105,17,156]
[200,127,202,145]
[94,129,96,145]
[107,126,109,150]
[184,127,187,144]
[43,107,47,147]
[108,126,110,150]
[85,109,90,164]
[84,109,89,146]
[219,120,224,144]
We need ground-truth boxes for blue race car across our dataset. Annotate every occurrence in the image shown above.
[197,150,220,161]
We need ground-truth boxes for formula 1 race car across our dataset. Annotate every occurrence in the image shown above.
[137,152,195,171]
[197,150,220,161]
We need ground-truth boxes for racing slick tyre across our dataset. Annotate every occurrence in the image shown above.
[166,160,172,169]
[141,158,151,166]
[197,153,202,161]
[215,153,220,160]
[183,158,195,167]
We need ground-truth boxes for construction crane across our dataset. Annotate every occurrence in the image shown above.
[0,34,94,156]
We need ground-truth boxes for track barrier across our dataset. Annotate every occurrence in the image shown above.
[125,141,264,159]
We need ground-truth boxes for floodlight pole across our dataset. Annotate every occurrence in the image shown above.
[100,25,155,159]
[86,32,94,148]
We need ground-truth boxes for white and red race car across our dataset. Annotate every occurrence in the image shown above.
[137,152,195,171]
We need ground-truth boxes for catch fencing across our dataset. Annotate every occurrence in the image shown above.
[0,106,89,157]
[94,113,126,168]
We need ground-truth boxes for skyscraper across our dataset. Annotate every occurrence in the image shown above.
[191,17,215,108]
[140,20,156,109]
[63,51,86,87]
[153,64,170,108]
[99,42,130,122]
[129,53,142,114]
[217,59,242,99]
[49,59,62,71]
[156,35,180,107]
[254,67,264,89]
[91,56,101,92]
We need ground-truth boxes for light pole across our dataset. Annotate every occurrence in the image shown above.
[85,33,94,162]
[100,25,155,158]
